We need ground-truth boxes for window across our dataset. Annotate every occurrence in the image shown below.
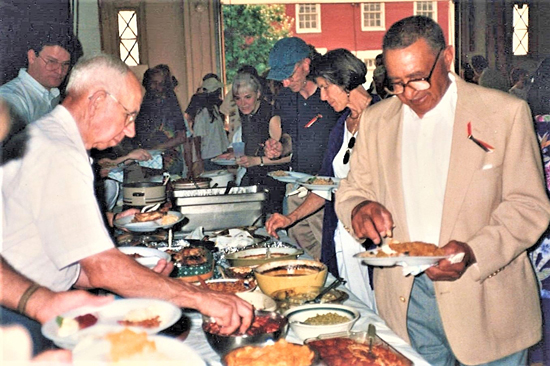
[361,3,385,31]
[296,4,321,33]
[118,9,140,66]
[513,3,529,56]
[415,1,437,20]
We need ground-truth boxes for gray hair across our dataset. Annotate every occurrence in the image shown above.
[232,72,262,98]
[383,15,446,53]
[66,53,132,96]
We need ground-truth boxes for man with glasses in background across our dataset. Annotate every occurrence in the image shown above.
[265,37,341,260]
[0,31,73,124]
[1,54,253,353]
[336,16,550,365]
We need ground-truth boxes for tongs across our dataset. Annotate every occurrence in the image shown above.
[367,323,376,357]
[305,277,346,304]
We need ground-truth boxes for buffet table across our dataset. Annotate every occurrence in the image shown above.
[181,228,431,366]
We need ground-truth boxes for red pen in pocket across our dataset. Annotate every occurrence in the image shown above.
[304,114,323,128]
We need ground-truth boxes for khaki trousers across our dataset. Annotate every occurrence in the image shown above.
[286,190,324,260]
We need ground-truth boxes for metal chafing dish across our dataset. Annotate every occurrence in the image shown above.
[173,185,267,232]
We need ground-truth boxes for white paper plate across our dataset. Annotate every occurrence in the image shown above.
[297,176,341,191]
[72,334,206,365]
[42,298,182,350]
[118,246,171,269]
[210,157,237,166]
[354,249,449,267]
[114,211,184,233]
[267,171,312,183]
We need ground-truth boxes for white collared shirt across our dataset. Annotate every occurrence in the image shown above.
[401,73,457,245]
[0,68,60,124]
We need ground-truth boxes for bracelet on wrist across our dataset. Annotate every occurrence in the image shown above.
[17,283,41,315]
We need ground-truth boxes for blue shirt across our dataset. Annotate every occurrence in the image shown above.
[0,69,60,124]
[274,87,341,174]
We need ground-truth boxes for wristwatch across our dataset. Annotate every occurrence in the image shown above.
[260,156,264,167]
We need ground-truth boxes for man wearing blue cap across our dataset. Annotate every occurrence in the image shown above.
[266,37,341,259]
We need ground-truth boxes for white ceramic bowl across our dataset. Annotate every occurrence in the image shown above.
[236,292,277,311]
[283,303,360,342]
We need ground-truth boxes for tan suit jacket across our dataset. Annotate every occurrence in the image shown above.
[336,76,550,364]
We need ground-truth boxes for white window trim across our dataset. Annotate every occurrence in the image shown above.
[361,2,385,32]
[414,1,437,21]
[295,3,322,34]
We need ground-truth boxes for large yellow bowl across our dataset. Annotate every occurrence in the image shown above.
[253,259,328,296]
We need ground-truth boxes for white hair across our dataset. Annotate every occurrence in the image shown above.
[66,53,132,96]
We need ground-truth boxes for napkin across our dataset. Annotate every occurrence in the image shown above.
[185,227,206,240]
[139,153,163,170]
[214,229,256,250]
[400,252,465,276]
[286,186,308,198]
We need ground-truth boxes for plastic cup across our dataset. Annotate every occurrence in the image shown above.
[233,142,245,158]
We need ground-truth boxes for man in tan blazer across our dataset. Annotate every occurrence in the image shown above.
[336,16,550,366]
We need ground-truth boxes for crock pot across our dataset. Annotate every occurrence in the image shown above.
[200,169,235,188]
[123,182,166,207]
[172,177,211,190]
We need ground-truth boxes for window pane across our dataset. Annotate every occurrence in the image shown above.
[513,4,529,56]
[362,3,383,29]
[416,1,434,19]
[118,10,140,65]
[297,3,320,32]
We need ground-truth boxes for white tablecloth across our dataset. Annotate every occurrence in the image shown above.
[182,228,431,366]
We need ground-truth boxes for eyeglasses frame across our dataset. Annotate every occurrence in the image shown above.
[385,47,445,95]
[37,54,71,72]
[105,91,138,126]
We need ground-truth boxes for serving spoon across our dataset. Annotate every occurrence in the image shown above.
[305,277,346,304]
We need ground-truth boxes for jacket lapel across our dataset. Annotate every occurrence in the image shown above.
[378,98,411,241]
[439,78,487,243]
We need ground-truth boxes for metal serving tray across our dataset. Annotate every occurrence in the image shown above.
[173,185,267,231]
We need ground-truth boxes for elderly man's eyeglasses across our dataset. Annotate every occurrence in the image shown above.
[386,48,444,95]
[105,92,138,126]
[38,55,71,72]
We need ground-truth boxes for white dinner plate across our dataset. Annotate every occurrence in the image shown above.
[211,157,237,166]
[114,211,185,233]
[72,333,206,365]
[118,246,171,269]
[354,249,449,267]
[297,176,341,191]
[42,298,182,350]
[267,170,312,183]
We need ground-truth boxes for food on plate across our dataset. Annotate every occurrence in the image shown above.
[270,170,289,177]
[225,266,255,279]
[132,210,166,223]
[307,337,412,366]
[242,253,288,260]
[303,312,350,325]
[126,253,144,259]
[205,279,255,293]
[173,246,208,266]
[56,313,98,337]
[371,241,444,258]
[160,214,178,225]
[105,328,162,362]
[203,313,283,337]
[306,176,334,185]
[223,339,315,366]
[117,307,161,328]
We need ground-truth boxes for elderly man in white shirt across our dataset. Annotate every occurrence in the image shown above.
[1,54,253,353]
[0,33,72,124]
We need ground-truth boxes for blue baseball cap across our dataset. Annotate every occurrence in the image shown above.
[267,37,310,81]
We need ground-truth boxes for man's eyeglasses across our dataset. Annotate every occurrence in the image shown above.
[105,92,138,126]
[38,55,71,72]
[386,47,444,95]
[343,136,356,164]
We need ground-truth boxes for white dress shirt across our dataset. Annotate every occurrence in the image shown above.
[401,74,457,245]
